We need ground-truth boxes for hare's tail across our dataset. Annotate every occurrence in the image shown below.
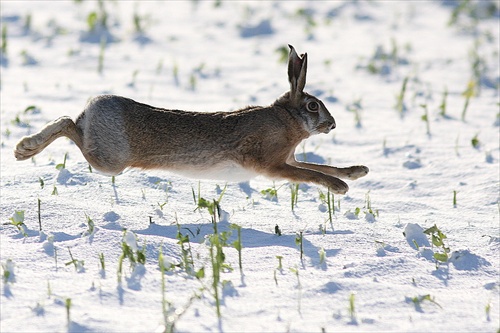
[14,116,83,160]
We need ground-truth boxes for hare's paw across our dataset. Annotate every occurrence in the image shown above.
[14,135,43,160]
[327,177,349,195]
[345,165,369,180]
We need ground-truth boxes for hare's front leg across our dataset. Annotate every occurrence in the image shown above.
[288,160,369,180]
[266,164,349,194]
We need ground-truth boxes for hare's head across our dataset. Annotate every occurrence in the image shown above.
[275,45,336,135]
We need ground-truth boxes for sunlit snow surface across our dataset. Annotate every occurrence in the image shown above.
[1,1,499,332]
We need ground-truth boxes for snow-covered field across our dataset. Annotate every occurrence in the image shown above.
[1,1,499,332]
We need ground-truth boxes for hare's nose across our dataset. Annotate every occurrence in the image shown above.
[329,118,336,130]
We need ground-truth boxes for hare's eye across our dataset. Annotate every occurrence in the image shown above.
[306,101,319,112]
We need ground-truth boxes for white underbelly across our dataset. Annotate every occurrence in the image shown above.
[173,161,259,182]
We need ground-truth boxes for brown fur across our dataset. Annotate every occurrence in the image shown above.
[14,45,368,194]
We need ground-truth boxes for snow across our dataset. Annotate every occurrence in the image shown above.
[1,1,499,332]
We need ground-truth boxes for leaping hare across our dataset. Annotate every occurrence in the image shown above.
[14,45,368,194]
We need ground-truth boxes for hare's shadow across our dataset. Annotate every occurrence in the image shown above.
[133,220,348,262]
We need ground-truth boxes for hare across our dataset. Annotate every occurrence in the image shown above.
[14,45,368,194]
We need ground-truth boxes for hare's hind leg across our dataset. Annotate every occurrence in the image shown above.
[267,164,349,195]
[289,160,369,180]
[14,116,83,161]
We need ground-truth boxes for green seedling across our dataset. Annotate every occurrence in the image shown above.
[86,0,108,32]
[133,12,144,34]
[365,191,375,214]
[318,223,326,235]
[176,219,194,274]
[87,12,98,31]
[290,183,299,211]
[454,134,460,156]
[319,188,335,226]
[155,179,172,202]
[295,8,316,35]
[420,103,431,136]
[117,230,146,282]
[453,190,457,207]
[24,105,40,114]
[1,24,7,54]
[395,76,409,115]
[346,98,363,128]
[129,69,139,87]
[195,266,205,280]
[158,246,172,331]
[172,61,179,86]
[275,45,288,64]
[274,256,283,285]
[448,0,468,26]
[65,298,72,327]
[348,292,357,323]
[84,214,95,236]
[408,294,442,309]
[485,301,491,321]
[98,252,105,272]
[363,39,409,74]
[37,198,42,231]
[355,207,362,217]
[98,35,106,74]
[461,79,475,121]
[189,73,197,91]
[484,302,491,321]
[206,209,235,318]
[423,224,451,265]
[9,210,27,237]
[364,190,378,218]
[11,114,30,127]
[439,86,448,117]
[20,50,37,65]
[157,202,167,211]
[52,185,58,195]
[295,232,304,261]
[65,247,84,272]
[276,256,283,270]
[23,13,32,32]
[2,259,14,283]
[470,41,485,96]
[208,235,222,318]
[261,182,282,201]
[471,133,480,148]
[56,153,68,170]
[318,247,326,265]
[192,182,226,217]
[230,223,243,274]
[54,247,58,270]
[47,280,52,298]
[156,58,163,74]
[39,177,44,189]
[289,266,302,314]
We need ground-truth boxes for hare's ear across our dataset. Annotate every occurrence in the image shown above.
[288,44,308,102]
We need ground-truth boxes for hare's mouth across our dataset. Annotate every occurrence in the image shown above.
[316,121,335,134]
